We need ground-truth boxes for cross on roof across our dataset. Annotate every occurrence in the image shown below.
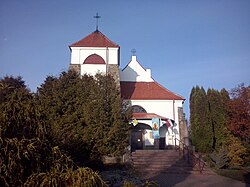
[94,12,101,31]
[131,48,136,56]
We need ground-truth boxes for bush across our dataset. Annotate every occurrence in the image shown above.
[25,167,107,187]
[226,135,249,167]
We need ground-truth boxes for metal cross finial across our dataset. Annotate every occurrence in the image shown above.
[94,12,101,31]
[131,48,136,56]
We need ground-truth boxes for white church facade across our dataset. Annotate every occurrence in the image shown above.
[69,29,188,151]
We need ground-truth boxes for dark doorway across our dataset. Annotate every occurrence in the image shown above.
[131,130,143,151]
[159,137,166,149]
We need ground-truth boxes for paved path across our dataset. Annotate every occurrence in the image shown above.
[142,173,250,187]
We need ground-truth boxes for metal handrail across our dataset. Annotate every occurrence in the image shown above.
[174,138,206,173]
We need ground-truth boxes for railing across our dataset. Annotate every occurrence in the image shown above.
[174,138,206,174]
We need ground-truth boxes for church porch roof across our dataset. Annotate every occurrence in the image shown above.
[132,113,168,120]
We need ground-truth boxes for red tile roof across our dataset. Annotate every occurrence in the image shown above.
[132,113,168,120]
[120,81,184,100]
[70,30,119,47]
[84,54,105,64]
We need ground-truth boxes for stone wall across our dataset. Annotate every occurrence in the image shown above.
[178,107,189,147]
[107,64,120,88]
[69,64,81,74]
[69,64,121,89]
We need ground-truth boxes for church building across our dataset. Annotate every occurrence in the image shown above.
[69,28,188,151]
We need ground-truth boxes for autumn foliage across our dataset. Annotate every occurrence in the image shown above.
[227,84,250,142]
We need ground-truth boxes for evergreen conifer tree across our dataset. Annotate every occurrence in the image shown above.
[207,88,229,150]
[0,75,107,186]
[190,86,212,153]
[37,71,130,163]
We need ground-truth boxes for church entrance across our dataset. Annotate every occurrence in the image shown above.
[159,124,167,149]
[131,130,143,151]
[130,122,172,151]
[159,137,166,149]
[130,123,152,151]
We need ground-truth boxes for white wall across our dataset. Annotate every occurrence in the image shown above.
[81,64,106,76]
[145,129,154,146]
[130,100,183,122]
[120,56,154,82]
[70,47,119,65]
[130,99,183,144]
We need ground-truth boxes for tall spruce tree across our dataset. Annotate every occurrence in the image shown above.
[190,86,212,153]
[207,88,229,150]
[189,86,197,142]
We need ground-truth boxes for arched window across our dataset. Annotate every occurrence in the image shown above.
[132,105,147,113]
[84,54,105,64]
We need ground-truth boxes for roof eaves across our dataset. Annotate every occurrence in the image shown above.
[69,30,119,47]
[153,80,185,100]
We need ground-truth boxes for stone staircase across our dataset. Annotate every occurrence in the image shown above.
[132,149,213,175]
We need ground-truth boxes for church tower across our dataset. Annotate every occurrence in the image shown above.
[69,30,120,83]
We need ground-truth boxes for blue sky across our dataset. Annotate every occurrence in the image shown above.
[1,0,250,118]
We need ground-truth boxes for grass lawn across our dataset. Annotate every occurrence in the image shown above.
[215,168,250,184]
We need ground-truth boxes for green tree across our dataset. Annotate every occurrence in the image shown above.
[189,86,212,153]
[37,71,130,163]
[0,75,106,186]
[37,71,91,163]
[190,84,250,167]
[0,75,27,103]
[83,74,130,159]
[207,88,229,150]
[0,76,46,186]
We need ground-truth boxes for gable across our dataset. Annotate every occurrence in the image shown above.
[120,56,153,82]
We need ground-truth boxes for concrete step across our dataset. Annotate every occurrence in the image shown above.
[132,153,181,157]
[131,149,213,175]
[134,164,193,169]
[134,164,214,175]
[132,156,189,162]
[132,150,179,154]
[134,165,193,171]
[133,150,181,154]
[132,156,182,161]
[132,153,182,158]
[132,160,188,164]
[133,161,192,167]
[138,168,215,175]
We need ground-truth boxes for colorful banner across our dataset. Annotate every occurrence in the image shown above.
[152,118,160,139]
[162,119,175,128]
